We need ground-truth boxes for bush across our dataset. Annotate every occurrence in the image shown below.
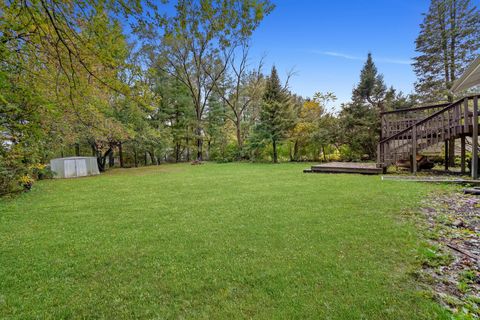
[0,154,50,196]
[338,145,362,162]
[209,143,239,163]
[30,163,53,180]
[0,156,24,196]
[19,175,34,190]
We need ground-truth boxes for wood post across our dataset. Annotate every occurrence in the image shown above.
[448,138,455,167]
[412,126,417,175]
[461,136,466,174]
[377,144,382,168]
[444,139,449,171]
[472,96,478,180]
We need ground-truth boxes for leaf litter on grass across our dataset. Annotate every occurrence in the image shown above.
[419,190,480,318]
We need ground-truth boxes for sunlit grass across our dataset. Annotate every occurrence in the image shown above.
[0,163,449,319]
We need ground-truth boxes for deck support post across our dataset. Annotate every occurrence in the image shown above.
[444,140,449,171]
[472,96,478,180]
[448,138,456,167]
[460,136,466,173]
[377,144,381,168]
[412,126,417,175]
[461,136,466,174]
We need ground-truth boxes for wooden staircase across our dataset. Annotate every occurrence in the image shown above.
[377,95,480,174]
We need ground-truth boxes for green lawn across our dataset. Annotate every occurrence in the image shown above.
[0,163,448,319]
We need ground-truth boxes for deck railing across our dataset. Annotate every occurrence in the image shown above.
[377,94,480,173]
[381,102,450,139]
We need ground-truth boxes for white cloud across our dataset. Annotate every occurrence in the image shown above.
[310,50,411,65]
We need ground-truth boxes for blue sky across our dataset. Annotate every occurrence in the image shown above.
[247,0,478,105]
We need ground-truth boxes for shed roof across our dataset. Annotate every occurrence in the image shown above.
[452,56,480,93]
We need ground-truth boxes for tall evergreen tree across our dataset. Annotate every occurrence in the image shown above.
[256,66,295,163]
[339,54,387,159]
[413,0,480,102]
[353,53,387,112]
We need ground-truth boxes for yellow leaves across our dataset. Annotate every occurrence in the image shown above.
[28,163,46,171]
[18,175,34,189]
[298,100,323,119]
[293,122,313,134]
[291,99,329,141]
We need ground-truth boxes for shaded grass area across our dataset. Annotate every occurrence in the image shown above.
[0,163,449,319]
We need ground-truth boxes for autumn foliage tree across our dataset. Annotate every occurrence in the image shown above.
[290,92,337,161]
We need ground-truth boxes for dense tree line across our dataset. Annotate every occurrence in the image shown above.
[1,0,479,195]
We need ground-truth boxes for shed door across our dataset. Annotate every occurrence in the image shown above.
[75,159,88,177]
[64,160,76,178]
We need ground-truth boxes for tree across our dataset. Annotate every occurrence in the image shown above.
[214,44,265,158]
[290,92,337,161]
[413,0,480,102]
[256,66,295,163]
[143,0,274,161]
[146,67,195,162]
[0,0,147,190]
[339,54,387,159]
[338,102,378,159]
[353,53,387,112]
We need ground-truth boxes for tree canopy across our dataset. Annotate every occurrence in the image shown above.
[2,0,479,195]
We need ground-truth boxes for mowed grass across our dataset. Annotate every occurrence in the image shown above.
[0,163,448,319]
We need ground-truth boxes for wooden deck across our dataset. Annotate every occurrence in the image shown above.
[378,95,480,177]
[305,162,382,175]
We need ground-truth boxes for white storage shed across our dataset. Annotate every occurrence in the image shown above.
[50,157,100,178]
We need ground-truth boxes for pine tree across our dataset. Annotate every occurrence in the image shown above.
[413,0,480,102]
[256,66,295,163]
[339,54,387,159]
[353,53,387,112]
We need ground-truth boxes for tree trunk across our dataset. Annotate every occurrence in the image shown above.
[148,150,156,165]
[108,150,114,168]
[119,142,124,168]
[438,4,451,101]
[196,126,203,161]
[75,143,80,156]
[272,139,278,163]
[322,145,327,162]
[97,157,105,172]
[175,142,181,163]
[449,1,456,94]
[293,140,299,161]
[90,144,113,173]
[186,135,190,162]
[144,151,148,166]
[236,117,243,159]
[205,139,212,160]
[103,148,112,172]
[133,146,138,168]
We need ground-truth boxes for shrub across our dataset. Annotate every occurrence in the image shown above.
[0,155,24,196]
[19,175,34,191]
[0,154,50,196]
[29,163,53,180]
